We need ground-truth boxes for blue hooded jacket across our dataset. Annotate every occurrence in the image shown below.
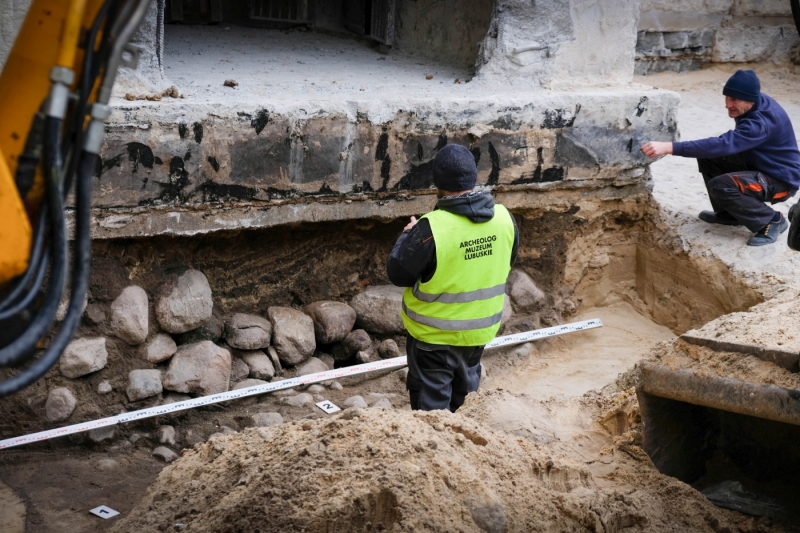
[673,93,800,190]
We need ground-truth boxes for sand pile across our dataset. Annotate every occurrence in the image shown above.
[111,389,755,533]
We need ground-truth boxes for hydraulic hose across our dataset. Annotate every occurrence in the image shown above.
[0,210,47,313]
[0,0,151,395]
[0,117,68,367]
[0,151,95,396]
[62,0,114,194]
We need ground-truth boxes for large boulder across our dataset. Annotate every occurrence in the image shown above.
[237,350,275,381]
[60,337,108,379]
[175,313,224,345]
[267,307,316,367]
[230,357,249,382]
[45,387,77,422]
[232,378,268,390]
[295,357,330,377]
[377,339,402,359]
[507,270,546,311]
[127,369,163,402]
[332,329,372,361]
[266,346,283,375]
[303,301,357,344]
[281,393,314,407]
[88,426,116,443]
[225,313,271,350]
[163,341,231,396]
[155,270,213,334]
[342,395,368,409]
[499,295,514,333]
[152,447,178,463]
[109,286,149,345]
[144,333,177,364]
[349,286,405,334]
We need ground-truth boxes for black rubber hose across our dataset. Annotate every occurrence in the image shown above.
[0,209,47,313]
[63,0,114,194]
[0,117,68,367]
[0,151,95,397]
[792,0,800,38]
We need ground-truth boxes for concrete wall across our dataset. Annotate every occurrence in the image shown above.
[0,0,32,68]
[114,1,173,96]
[637,0,800,73]
[78,87,678,239]
[395,0,494,69]
[475,0,642,88]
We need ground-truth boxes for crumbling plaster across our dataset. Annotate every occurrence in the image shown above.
[395,0,494,70]
[476,0,641,88]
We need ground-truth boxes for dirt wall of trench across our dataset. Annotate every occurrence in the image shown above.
[0,187,763,446]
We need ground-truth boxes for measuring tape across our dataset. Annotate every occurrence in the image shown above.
[0,318,602,450]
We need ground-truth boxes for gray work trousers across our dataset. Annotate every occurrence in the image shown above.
[698,154,795,233]
[405,334,483,413]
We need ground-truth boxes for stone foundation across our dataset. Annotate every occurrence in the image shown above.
[637,0,800,73]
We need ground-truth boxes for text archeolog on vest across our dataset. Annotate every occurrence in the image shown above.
[461,234,497,260]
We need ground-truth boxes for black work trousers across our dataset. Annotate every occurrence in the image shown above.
[698,154,795,233]
[405,334,483,412]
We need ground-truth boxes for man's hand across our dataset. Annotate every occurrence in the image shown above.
[404,216,418,232]
[640,141,673,158]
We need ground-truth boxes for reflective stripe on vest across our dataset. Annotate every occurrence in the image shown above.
[402,301,504,330]
[402,203,515,346]
[411,281,507,304]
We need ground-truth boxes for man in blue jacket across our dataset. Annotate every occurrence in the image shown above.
[641,70,800,246]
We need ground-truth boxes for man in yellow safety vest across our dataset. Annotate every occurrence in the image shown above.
[387,144,519,411]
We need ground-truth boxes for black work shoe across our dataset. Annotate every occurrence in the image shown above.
[747,215,789,246]
[698,210,742,226]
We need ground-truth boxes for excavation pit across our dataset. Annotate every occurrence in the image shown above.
[2,6,799,527]
[0,192,778,531]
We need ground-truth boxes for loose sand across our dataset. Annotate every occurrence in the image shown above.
[111,391,760,533]
[496,302,674,399]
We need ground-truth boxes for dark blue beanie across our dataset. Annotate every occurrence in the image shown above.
[723,70,760,102]
[432,144,478,191]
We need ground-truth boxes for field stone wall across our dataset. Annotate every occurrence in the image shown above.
[637,0,800,73]
[0,185,653,444]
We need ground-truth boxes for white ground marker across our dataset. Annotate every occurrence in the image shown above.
[90,505,120,519]
[0,319,601,450]
[316,400,342,414]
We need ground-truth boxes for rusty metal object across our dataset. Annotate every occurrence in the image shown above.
[680,333,800,372]
[638,361,800,427]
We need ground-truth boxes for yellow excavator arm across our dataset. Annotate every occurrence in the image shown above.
[0,0,105,283]
[0,0,152,397]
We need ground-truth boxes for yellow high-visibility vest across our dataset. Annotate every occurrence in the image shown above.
[402,204,515,346]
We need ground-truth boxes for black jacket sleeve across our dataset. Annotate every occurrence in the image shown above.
[386,219,436,287]
[509,212,519,268]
